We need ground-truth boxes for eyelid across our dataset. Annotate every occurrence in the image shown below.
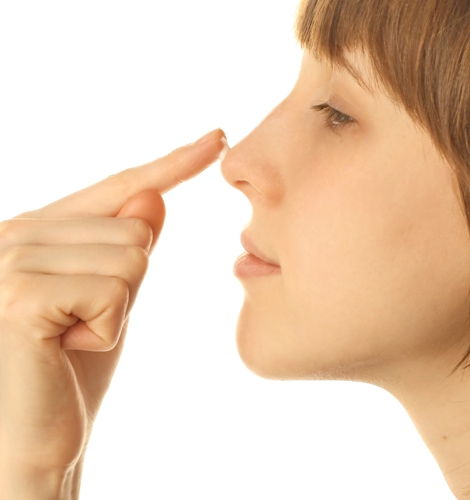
[310,103,354,122]
[310,103,356,133]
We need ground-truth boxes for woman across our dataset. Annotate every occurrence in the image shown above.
[0,1,469,498]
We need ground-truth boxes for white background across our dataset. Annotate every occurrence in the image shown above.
[0,1,455,498]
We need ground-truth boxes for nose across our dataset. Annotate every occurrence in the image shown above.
[220,137,252,193]
[220,133,284,206]
[220,96,291,204]
[220,142,259,203]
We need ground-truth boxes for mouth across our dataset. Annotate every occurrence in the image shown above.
[233,252,281,278]
[240,232,280,267]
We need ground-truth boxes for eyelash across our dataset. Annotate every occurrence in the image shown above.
[310,103,355,132]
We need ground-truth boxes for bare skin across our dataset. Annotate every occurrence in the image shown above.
[2,43,469,498]
[220,49,470,498]
[0,128,228,498]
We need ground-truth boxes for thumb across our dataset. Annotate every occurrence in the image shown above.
[116,189,166,254]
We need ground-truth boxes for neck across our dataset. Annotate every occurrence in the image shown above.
[373,337,470,499]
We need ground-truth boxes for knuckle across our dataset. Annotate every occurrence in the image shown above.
[128,218,153,249]
[109,275,130,300]
[0,245,25,271]
[125,245,149,273]
[107,168,134,187]
[0,219,18,244]
[0,272,29,318]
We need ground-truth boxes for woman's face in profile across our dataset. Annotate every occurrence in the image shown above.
[221,48,470,383]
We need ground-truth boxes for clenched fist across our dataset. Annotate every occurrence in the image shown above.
[0,128,228,497]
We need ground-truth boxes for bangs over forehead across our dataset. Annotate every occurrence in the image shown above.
[294,0,469,114]
[294,0,384,96]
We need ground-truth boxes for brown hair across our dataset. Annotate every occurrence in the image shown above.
[293,0,470,373]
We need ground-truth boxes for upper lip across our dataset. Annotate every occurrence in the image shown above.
[240,232,280,267]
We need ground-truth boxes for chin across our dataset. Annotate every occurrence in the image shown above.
[235,319,384,384]
[234,316,326,381]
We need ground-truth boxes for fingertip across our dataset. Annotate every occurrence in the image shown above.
[218,136,230,162]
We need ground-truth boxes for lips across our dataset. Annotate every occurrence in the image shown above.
[240,232,280,267]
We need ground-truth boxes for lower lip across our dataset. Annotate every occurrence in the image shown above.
[233,252,281,278]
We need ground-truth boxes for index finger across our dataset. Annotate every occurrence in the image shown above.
[19,128,228,219]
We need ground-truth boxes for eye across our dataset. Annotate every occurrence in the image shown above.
[311,103,355,133]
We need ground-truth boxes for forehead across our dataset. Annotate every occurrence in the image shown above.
[300,48,380,97]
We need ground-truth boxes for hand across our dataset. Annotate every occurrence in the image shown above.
[0,129,228,477]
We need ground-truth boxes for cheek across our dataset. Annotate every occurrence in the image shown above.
[281,149,469,373]
[281,184,394,371]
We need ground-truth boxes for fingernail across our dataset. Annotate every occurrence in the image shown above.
[217,136,229,162]
[193,128,221,146]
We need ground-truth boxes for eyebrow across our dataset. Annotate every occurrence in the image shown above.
[305,45,380,97]
[339,55,378,96]
[306,46,378,96]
